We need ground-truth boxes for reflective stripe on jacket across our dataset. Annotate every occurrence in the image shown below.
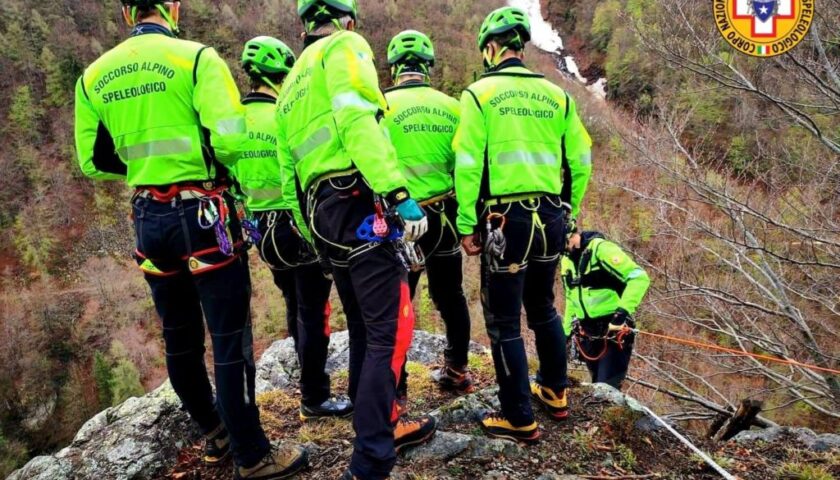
[382,83,460,202]
[561,237,650,336]
[232,93,289,211]
[275,30,406,211]
[453,60,592,235]
[75,27,245,186]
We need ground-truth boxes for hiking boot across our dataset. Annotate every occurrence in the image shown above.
[394,415,438,453]
[203,423,231,466]
[431,365,476,394]
[395,395,408,418]
[299,397,353,421]
[234,442,308,480]
[480,412,541,444]
[530,383,569,421]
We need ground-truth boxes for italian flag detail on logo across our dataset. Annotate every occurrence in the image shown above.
[756,45,771,56]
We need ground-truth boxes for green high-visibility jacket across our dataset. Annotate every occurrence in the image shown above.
[382,82,460,202]
[561,235,651,336]
[453,60,593,235]
[74,27,245,187]
[276,31,407,217]
[231,93,289,212]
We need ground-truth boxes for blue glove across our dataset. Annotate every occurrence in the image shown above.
[395,199,428,241]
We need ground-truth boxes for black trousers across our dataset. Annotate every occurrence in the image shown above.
[480,197,569,427]
[132,194,269,467]
[398,197,472,397]
[256,210,333,406]
[578,318,634,389]
[307,174,414,480]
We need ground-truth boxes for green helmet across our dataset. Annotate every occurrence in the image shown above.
[241,36,296,76]
[297,0,358,20]
[477,6,531,51]
[387,30,435,67]
[121,0,166,7]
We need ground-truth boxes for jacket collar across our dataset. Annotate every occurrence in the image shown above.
[242,92,277,105]
[492,58,526,72]
[384,80,430,93]
[130,23,174,38]
[570,231,606,265]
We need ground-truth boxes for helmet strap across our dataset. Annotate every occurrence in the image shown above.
[250,66,281,95]
[155,4,179,36]
[391,61,429,81]
[128,6,139,26]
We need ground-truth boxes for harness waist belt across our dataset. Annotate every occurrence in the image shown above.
[419,190,454,207]
[309,168,360,192]
[134,182,229,203]
[484,193,546,207]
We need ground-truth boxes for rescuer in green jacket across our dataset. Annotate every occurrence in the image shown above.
[276,1,437,478]
[562,230,650,389]
[233,36,351,422]
[454,6,593,443]
[382,30,475,401]
[74,2,306,479]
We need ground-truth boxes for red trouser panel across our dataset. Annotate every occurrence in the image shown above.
[390,281,416,423]
[324,301,333,338]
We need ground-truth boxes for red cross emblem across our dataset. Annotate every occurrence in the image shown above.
[732,0,795,38]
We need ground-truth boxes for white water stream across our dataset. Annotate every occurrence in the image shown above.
[506,0,607,100]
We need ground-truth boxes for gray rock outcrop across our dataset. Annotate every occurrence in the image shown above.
[734,426,840,452]
[8,381,198,480]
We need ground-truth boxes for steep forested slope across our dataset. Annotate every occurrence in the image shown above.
[0,0,838,477]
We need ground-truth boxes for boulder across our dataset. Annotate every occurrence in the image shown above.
[256,329,487,393]
[8,381,198,480]
[734,426,840,452]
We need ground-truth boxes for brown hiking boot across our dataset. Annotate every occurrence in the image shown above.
[234,442,308,480]
[203,423,231,466]
[431,365,476,394]
[394,414,438,453]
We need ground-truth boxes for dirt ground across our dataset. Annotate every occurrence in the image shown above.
[163,357,839,480]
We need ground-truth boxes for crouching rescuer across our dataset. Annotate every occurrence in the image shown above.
[454,7,593,443]
[74,1,307,479]
[275,1,437,478]
[382,30,475,402]
[562,230,651,389]
[233,36,352,421]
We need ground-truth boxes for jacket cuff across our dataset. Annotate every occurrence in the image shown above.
[385,187,410,206]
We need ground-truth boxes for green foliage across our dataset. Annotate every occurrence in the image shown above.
[6,85,43,144]
[726,134,751,174]
[777,462,833,480]
[40,47,68,107]
[0,433,29,479]
[109,358,144,405]
[93,352,114,409]
[13,203,57,274]
[590,0,620,52]
[616,444,637,470]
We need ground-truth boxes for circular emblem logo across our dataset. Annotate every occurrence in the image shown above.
[713,0,814,57]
